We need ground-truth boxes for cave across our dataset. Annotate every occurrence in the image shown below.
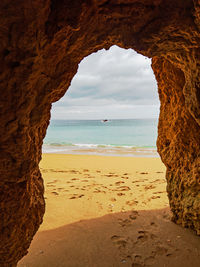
[1,0,200,266]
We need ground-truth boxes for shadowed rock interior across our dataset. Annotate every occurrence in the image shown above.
[0,0,200,265]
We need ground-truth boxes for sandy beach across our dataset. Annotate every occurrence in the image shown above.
[18,154,200,267]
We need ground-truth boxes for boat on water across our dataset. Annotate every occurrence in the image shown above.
[101,119,109,123]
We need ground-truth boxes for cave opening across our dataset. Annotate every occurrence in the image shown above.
[38,45,168,231]
[3,1,200,266]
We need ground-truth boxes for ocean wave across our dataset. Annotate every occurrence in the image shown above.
[42,143,157,157]
[47,142,75,146]
[44,142,155,149]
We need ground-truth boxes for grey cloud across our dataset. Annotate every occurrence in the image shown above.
[52,45,159,119]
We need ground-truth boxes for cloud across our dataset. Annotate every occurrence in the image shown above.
[52,45,159,120]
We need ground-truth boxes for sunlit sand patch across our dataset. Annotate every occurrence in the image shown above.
[39,154,168,232]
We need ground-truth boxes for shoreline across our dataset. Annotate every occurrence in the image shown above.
[42,144,159,157]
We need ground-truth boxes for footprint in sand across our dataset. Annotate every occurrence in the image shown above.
[115,181,125,185]
[135,230,158,245]
[47,180,58,184]
[116,186,131,191]
[126,200,138,206]
[93,189,101,193]
[140,172,148,175]
[151,195,161,199]
[102,185,108,189]
[71,178,79,181]
[111,235,127,248]
[153,191,165,194]
[136,230,149,242]
[142,200,148,205]
[121,176,129,179]
[105,174,118,177]
[69,170,78,174]
[119,212,139,225]
[118,218,132,227]
[129,211,139,220]
[81,180,89,182]
[69,195,76,199]
[110,198,117,202]
[150,221,157,227]
[144,185,156,190]
[150,179,165,184]
[51,191,59,195]
[108,204,114,212]
[83,169,89,172]
[69,194,84,199]
[133,255,142,261]
[132,180,141,183]
[132,254,144,267]
[117,192,125,196]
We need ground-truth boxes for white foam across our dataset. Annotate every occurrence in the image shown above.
[42,144,158,157]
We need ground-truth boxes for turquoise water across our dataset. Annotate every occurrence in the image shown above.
[43,119,158,156]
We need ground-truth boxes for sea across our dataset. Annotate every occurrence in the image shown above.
[42,119,159,157]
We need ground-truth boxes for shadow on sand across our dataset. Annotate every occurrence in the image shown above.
[19,207,200,267]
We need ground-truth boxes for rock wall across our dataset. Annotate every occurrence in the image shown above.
[0,0,200,265]
[152,57,200,233]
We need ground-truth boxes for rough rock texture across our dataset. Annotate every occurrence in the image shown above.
[0,0,200,265]
[152,57,200,233]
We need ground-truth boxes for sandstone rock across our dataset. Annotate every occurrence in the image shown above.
[0,0,200,265]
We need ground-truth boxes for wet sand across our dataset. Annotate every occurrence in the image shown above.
[18,154,200,267]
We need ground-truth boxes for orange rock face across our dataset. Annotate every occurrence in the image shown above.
[1,0,200,265]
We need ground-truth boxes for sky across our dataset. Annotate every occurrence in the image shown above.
[51,45,159,120]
